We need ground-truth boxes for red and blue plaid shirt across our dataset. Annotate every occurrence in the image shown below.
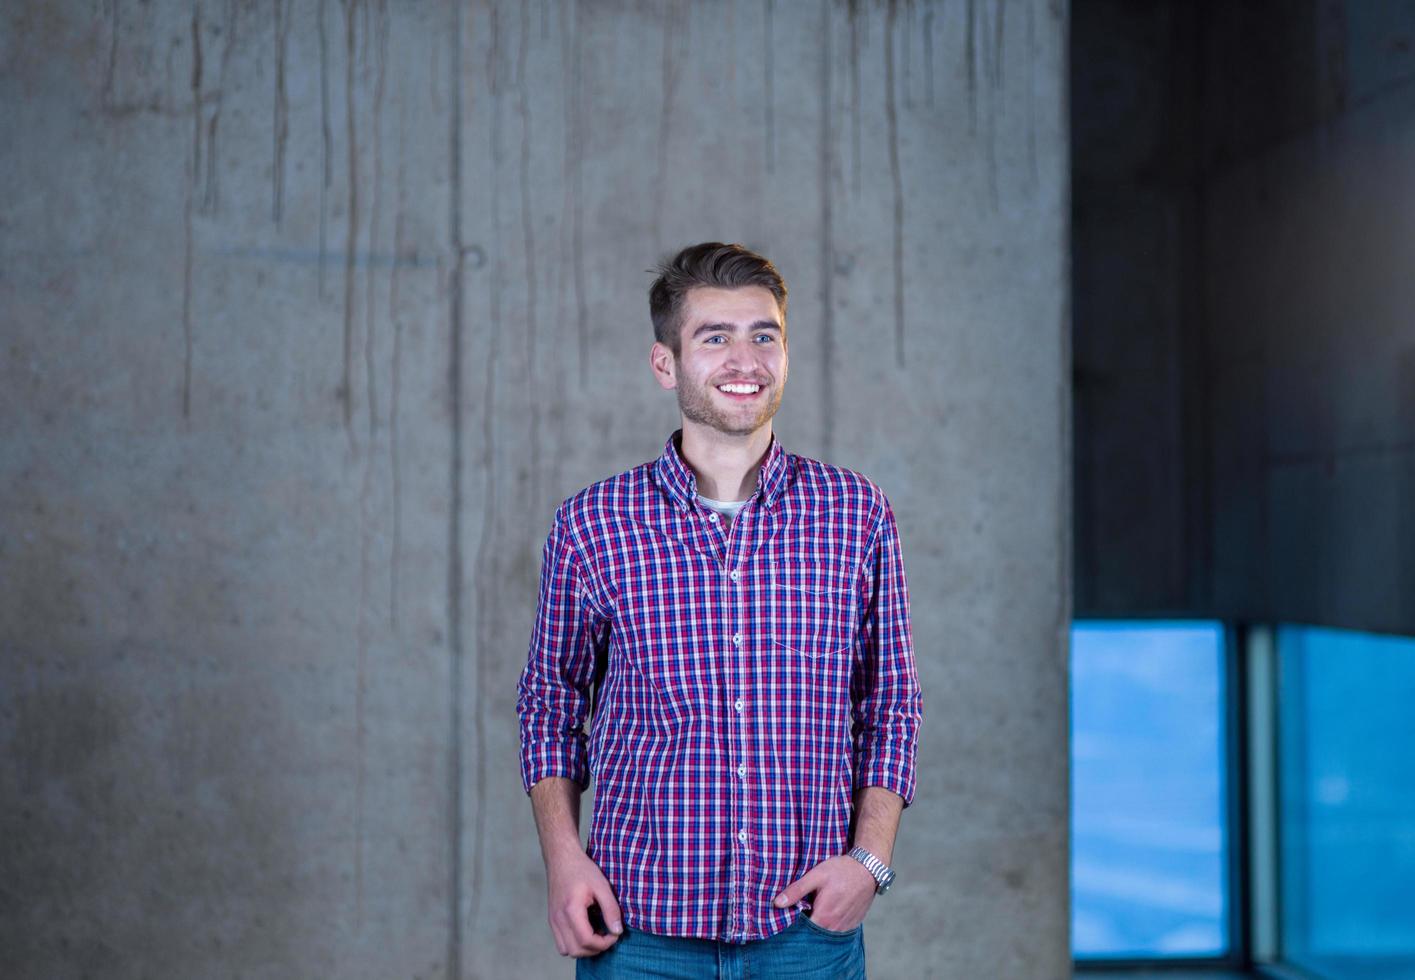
[516,429,923,943]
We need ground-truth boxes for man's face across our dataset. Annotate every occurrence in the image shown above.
[653,285,789,438]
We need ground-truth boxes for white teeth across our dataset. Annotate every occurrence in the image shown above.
[718,383,761,394]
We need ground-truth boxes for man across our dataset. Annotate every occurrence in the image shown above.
[516,242,923,978]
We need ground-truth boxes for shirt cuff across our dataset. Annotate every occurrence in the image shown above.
[520,737,590,794]
[852,740,917,807]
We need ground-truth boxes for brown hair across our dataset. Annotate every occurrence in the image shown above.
[649,242,788,356]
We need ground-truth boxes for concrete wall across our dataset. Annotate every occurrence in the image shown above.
[1203,1,1415,635]
[1070,0,1204,616]
[1072,0,1415,636]
[0,2,1070,977]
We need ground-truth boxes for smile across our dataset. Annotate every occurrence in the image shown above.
[716,382,763,399]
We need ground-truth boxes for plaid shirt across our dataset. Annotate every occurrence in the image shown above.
[516,429,922,943]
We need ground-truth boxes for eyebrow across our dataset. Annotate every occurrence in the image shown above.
[690,320,784,339]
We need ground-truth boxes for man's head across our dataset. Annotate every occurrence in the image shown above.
[649,242,788,359]
[648,242,790,439]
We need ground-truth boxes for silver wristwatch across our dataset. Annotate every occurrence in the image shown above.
[847,845,896,895]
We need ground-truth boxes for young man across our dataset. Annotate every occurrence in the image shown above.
[516,242,923,978]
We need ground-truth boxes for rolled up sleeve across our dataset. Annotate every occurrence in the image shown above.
[515,508,609,794]
[850,495,924,806]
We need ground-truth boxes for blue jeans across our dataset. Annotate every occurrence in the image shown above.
[574,913,866,979]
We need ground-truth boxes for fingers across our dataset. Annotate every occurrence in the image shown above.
[564,906,610,956]
[552,892,622,958]
[591,878,625,938]
[797,859,877,931]
[545,853,627,958]
[772,866,818,908]
[569,907,620,957]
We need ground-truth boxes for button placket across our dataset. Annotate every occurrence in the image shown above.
[723,511,757,939]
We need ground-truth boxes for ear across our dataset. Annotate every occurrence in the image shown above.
[649,342,678,391]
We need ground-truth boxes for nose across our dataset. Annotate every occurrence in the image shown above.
[723,335,762,370]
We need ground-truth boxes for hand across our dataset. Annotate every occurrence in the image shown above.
[545,849,624,958]
[771,855,878,932]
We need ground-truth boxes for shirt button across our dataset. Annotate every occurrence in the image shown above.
[708,513,719,522]
[734,698,744,712]
[737,764,747,778]
[729,570,740,582]
[737,830,748,843]
[732,633,741,646]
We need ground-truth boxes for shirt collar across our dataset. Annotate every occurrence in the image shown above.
[655,428,790,514]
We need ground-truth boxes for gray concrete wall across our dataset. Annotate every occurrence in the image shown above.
[0,2,1070,977]
[1072,0,1415,637]
[1071,0,1205,616]
[1203,0,1415,636]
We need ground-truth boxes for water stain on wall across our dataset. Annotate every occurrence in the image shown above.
[886,0,905,368]
[819,0,837,463]
[181,4,202,420]
[272,0,291,223]
[653,0,685,256]
[200,0,238,215]
[340,0,361,442]
[318,0,332,297]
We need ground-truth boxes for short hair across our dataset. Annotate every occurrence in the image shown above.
[649,242,788,356]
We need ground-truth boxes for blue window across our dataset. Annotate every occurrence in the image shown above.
[1277,625,1415,978]
[1071,620,1230,959]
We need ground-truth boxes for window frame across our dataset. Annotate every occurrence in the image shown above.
[1069,618,1248,972]
[1071,619,1353,979]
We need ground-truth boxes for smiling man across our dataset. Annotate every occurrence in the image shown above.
[516,242,923,979]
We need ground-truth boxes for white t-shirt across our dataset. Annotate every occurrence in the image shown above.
[696,492,748,524]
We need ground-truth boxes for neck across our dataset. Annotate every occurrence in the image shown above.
[677,421,774,502]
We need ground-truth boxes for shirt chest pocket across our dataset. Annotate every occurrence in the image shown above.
[766,559,859,658]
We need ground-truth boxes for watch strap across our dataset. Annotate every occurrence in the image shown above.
[846,845,896,895]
